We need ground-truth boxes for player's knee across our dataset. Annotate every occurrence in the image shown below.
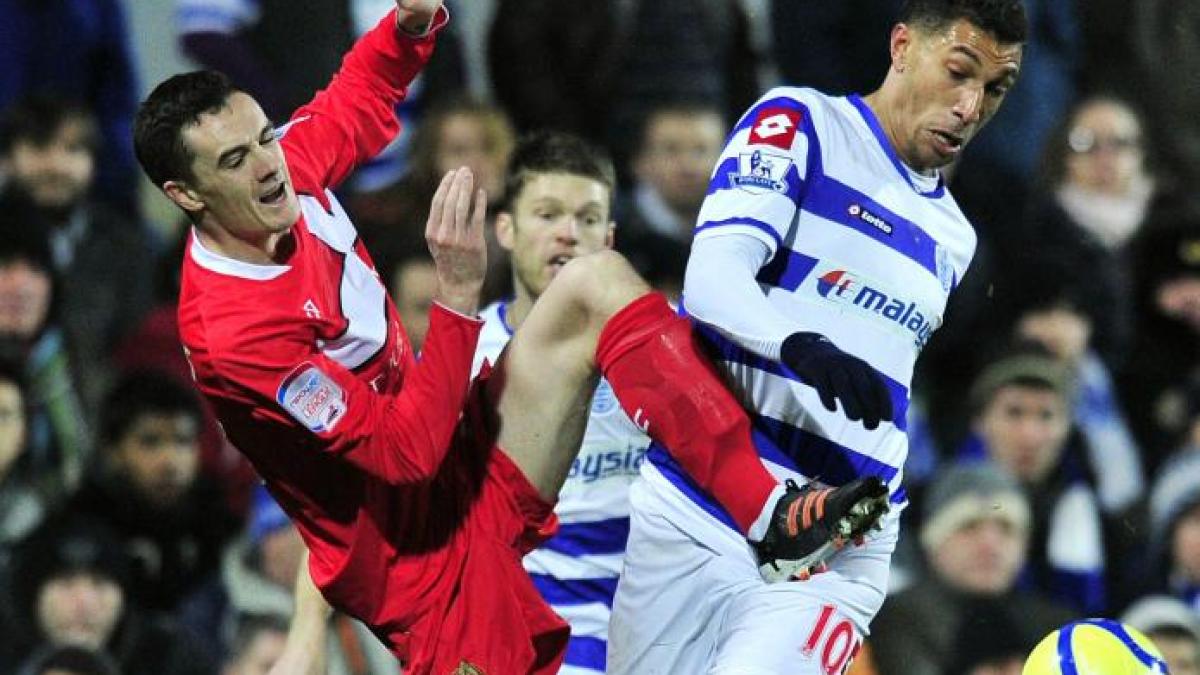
[554,250,646,314]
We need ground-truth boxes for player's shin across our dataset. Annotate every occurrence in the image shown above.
[594,292,779,535]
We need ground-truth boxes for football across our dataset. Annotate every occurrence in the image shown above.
[1023,619,1169,674]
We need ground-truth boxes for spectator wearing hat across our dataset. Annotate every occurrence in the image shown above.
[871,463,1075,675]
[183,485,399,674]
[1120,208,1200,470]
[0,197,92,511]
[1,514,214,674]
[1122,595,1200,675]
[64,371,238,614]
[960,343,1109,614]
[1137,453,1200,616]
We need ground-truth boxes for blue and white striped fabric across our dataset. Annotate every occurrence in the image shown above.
[647,87,978,531]
[474,301,649,674]
[176,0,259,35]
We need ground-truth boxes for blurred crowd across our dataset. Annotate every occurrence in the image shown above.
[0,1,1198,674]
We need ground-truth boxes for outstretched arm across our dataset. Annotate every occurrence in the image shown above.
[282,0,449,192]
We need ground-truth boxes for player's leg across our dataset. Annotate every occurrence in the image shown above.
[486,250,778,528]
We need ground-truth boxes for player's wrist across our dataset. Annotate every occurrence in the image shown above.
[435,284,482,317]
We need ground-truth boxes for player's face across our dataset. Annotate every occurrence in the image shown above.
[892,20,1022,170]
[112,412,200,509]
[37,572,124,649]
[1064,99,1145,195]
[175,93,299,242]
[0,379,25,478]
[635,112,726,221]
[498,172,615,299]
[977,385,1070,485]
[930,516,1027,594]
[5,118,95,214]
[1172,502,1200,582]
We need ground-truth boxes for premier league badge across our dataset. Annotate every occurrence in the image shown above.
[730,150,793,195]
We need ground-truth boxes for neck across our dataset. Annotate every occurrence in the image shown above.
[506,282,536,331]
[862,87,934,176]
[196,221,288,265]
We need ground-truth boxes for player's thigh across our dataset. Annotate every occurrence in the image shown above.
[710,577,878,675]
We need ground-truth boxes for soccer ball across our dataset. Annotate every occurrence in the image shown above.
[1023,619,1169,674]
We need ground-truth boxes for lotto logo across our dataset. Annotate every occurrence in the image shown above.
[749,107,803,149]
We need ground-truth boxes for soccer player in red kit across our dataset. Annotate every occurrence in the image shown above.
[132,1,888,672]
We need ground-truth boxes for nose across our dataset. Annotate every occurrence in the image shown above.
[953,86,983,126]
[555,216,580,243]
[249,146,280,182]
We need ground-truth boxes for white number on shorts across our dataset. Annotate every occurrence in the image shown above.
[801,604,862,675]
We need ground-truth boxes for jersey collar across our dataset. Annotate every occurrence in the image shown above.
[847,94,946,199]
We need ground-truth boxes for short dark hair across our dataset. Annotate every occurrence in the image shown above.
[0,94,98,158]
[636,99,726,148]
[133,70,238,188]
[100,371,203,448]
[901,0,1028,44]
[502,131,616,212]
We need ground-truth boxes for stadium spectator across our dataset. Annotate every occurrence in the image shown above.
[16,645,120,675]
[963,344,1109,613]
[769,0,904,95]
[1143,453,1200,614]
[1120,210,1200,470]
[489,0,757,170]
[348,97,514,298]
[389,254,437,354]
[176,0,466,192]
[615,101,726,296]
[871,463,1074,675]
[184,486,397,674]
[3,514,214,674]
[0,0,141,217]
[0,202,92,511]
[0,95,160,408]
[1132,0,1200,185]
[64,372,237,613]
[1122,595,1200,675]
[221,615,287,675]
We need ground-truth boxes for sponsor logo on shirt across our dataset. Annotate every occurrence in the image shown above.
[816,268,938,347]
[730,150,793,195]
[748,107,803,150]
[568,446,647,484]
[277,362,347,433]
[847,203,893,235]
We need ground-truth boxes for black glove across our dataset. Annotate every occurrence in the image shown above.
[780,332,894,429]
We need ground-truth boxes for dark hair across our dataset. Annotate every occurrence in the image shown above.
[636,99,726,149]
[133,70,238,188]
[1037,92,1149,188]
[19,645,120,675]
[14,514,129,627]
[99,371,203,447]
[901,0,1028,44]
[228,613,289,661]
[502,131,616,212]
[0,94,98,158]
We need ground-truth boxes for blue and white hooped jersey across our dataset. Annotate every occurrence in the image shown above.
[647,87,977,531]
[474,301,650,674]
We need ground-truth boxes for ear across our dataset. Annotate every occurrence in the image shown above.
[495,211,515,251]
[604,221,616,249]
[890,23,914,73]
[163,180,205,213]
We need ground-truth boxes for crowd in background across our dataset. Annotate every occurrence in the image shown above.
[0,1,1199,674]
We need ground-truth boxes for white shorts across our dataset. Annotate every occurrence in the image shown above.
[607,465,900,675]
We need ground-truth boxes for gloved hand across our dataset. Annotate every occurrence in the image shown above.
[780,332,894,429]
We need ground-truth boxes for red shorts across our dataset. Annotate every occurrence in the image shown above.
[372,371,570,675]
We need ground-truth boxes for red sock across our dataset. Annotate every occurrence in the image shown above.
[596,292,778,534]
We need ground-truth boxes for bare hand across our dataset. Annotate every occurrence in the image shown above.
[426,167,487,315]
[395,0,442,35]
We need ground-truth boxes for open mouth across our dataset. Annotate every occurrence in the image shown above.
[259,183,287,205]
[548,254,573,275]
[931,129,964,153]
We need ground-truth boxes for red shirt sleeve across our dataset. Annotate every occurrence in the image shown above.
[209,302,483,485]
[280,6,449,193]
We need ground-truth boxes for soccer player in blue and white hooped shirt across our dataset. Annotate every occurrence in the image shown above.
[608,1,1027,673]
[471,131,650,675]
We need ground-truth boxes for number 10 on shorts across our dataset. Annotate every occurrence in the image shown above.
[801,604,862,675]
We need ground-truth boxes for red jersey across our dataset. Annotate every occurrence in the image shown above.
[177,9,567,673]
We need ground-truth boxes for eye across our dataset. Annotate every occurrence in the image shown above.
[947,67,968,81]
[986,84,1009,98]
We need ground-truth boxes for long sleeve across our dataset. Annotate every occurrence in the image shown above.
[214,303,483,486]
[282,6,449,192]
